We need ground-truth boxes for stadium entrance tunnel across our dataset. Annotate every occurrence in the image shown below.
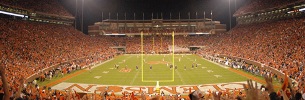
[110,46,126,52]
[189,46,205,51]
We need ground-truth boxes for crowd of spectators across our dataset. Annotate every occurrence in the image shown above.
[125,36,170,54]
[0,18,118,99]
[1,66,304,100]
[0,0,72,17]
[123,16,305,100]
[1,13,305,100]
[125,35,208,54]
[234,0,303,16]
[196,17,305,99]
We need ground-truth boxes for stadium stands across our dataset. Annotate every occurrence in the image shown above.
[1,17,305,99]
[0,18,119,99]
[198,17,305,99]
[0,0,72,17]
[234,0,303,16]
[1,0,305,99]
[199,17,305,82]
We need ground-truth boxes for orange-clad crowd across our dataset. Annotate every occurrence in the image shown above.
[0,18,118,99]
[234,0,303,16]
[1,17,305,99]
[198,18,305,90]
[1,0,305,99]
[0,0,72,17]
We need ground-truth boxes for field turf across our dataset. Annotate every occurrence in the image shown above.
[64,54,247,86]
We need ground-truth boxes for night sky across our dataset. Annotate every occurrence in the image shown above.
[59,0,250,34]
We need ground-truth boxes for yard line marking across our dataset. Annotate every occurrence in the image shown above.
[143,55,150,64]
[94,76,102,79]
[130,70,140,85]
[175,70,186,85]
[102,71,109,74]
[207,70,214,73]
[201,67,207,69]
[46,58,115,87]
[118,56,135,84]
[214,75,222,78]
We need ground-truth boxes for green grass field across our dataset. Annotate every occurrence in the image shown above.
[64,54,248,86]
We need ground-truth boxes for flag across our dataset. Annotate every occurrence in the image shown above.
[281,74,289,91]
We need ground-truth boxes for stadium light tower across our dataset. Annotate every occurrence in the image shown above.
[81,0,84,33]
[75,0,77,29]
[229,0,237,30]
[229,0,231,30]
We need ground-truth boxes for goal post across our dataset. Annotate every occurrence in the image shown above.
[141,31,175,82]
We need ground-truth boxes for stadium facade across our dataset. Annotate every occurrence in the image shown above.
[88,18,226,36]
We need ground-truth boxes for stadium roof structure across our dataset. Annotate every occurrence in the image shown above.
[234,1,305,24]
[0,0,74,25]
[234,0,305,17]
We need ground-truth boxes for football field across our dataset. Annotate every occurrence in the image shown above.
[63,54,247,86]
